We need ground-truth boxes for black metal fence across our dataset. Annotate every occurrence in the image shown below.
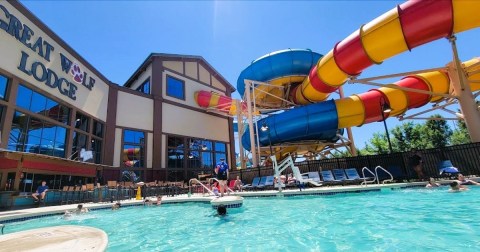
[230,142,480,184]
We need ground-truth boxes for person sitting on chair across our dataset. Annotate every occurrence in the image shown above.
[32,180,49,203]
[287,173,296,185]
[233,176,243,192]
[457,174,480,185]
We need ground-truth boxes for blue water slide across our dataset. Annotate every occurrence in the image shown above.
[242,100,343,151]
[237,49,344,151]
[236,49,322,96]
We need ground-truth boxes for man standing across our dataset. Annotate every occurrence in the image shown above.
[215,157,229,197]
[32,180,49,203]
[409,151,424,180]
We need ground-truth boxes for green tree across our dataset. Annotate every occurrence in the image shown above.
[390,122,427,152]
[451,115,470,145]
[424,114,452,148]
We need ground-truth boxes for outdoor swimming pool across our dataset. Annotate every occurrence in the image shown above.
[3,187,480,251]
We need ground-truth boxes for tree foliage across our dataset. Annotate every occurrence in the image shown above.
[357,114,466,156]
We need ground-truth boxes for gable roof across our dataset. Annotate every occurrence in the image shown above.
[123,53,235,92]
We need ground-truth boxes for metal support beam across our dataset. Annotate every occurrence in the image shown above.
[448,36,480,142]
[244,81,259,167]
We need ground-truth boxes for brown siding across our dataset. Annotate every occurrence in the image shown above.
[103,86,118,165]
[151,57,163,169]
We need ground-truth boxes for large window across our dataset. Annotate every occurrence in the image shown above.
[9,84,105,163]
[123,129,145,167]
[16,85,70,124]
[136,78,150,95]
[167,135,226,172]
[166,75,185,100]
[8,111,67,157]
[0,74,8,100]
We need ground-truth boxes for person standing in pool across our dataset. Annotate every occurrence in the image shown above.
[215,157,229,197]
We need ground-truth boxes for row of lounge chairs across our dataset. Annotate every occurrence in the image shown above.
[241,168,377,190]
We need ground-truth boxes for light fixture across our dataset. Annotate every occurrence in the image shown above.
[260,121,273,156]
[382,102,392,113]
[261,122,269,132]
[201,144,208,151]
[188,153,194,159]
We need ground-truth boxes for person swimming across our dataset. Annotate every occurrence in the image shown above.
[449,181,468,192]
[217,204,227,216]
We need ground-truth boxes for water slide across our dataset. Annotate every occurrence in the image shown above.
[195,0,480,152]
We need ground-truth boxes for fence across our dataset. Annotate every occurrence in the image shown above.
[230,142,480,184]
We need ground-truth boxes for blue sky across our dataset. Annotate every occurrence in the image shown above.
[21,1,480,150]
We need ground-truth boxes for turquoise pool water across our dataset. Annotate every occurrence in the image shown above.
[4,187,480,251]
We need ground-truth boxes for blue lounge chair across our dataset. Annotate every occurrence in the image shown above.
[345,168,375,184]
[291,166,322,187]
[243,177,260,190]
[257,175,275,190]
[320,170,341,184]
[306,172,322,183]
[332,169,355,183]
[254,176,268,190]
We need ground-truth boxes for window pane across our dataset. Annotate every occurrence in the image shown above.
[215,142,226,152]
[136,79,150,95]
[168,136,184,148]
[28,117,43,138]
[201,151,213,170]
[54,126,66,158]
[215,153,226,164]
[124,130,144,144]
[30,91,47,114]
[75,112,89,132]
[166,76,185,100]
[16,85,32,110]
[123,144,144,167]
[93,120,104,138]
[168,147,184,168]
[42,121,56,142]
[91,138,102,164]
[25,135,41,153]
[0,74,8,100]
[45,98,59,120]
[58,105,70,124]
[72,131,88,160]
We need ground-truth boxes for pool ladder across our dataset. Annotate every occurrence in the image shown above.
[361,166,394,185]
[188,178,234,196]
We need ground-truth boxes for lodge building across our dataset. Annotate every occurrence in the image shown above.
[0,1,235,193]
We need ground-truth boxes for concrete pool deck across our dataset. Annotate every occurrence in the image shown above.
[0,225,108,251]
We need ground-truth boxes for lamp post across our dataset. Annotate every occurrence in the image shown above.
[260,122,273,156]
[380,97,393,154]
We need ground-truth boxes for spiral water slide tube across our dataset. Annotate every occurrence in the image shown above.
[235,0,480,151]
[194,91,247,115]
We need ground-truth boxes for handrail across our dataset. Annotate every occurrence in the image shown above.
[361,167,377,186]
[0,223,4,235]
[208,178,234,193]
[188,178,214,196]
[374,166,394,184]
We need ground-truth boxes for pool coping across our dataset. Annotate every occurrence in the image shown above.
[0,180,454,224]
